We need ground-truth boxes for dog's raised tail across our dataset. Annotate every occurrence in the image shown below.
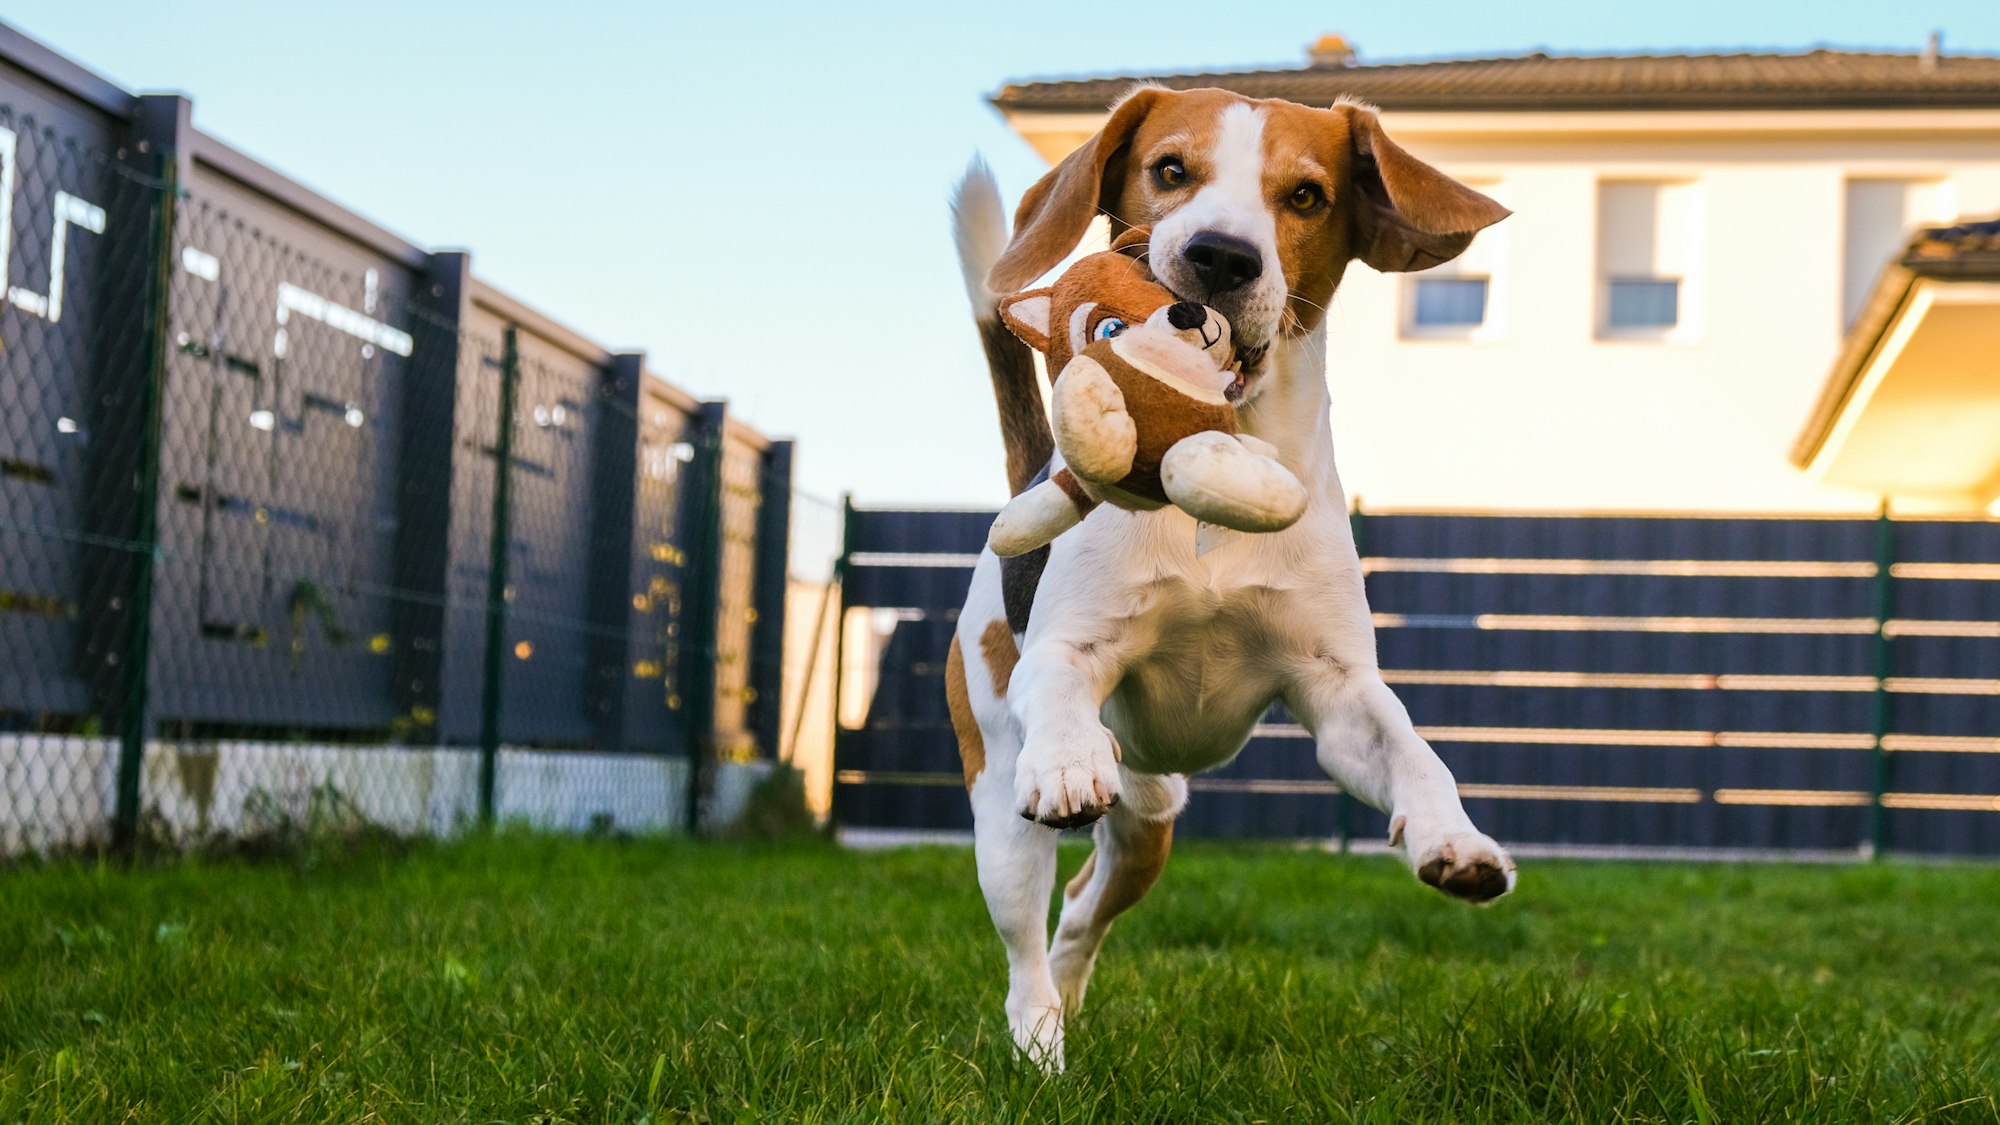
[953,157,1051,498]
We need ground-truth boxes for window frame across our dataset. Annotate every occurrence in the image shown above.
[1594,178,1704,344]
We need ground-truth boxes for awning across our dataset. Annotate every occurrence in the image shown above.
[1793,219,2000,511]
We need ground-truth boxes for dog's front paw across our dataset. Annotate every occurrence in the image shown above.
[1016,730,1121,830]
[1390,814,1516,903]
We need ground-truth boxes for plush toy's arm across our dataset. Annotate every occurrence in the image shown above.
[1236,433,1283,461]
[988,469,1098,557]
[1050,355,1137,485]
[1158,431,1308,534]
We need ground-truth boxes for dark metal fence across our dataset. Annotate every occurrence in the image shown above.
[0,48,795,855]
[831,505,2000,858]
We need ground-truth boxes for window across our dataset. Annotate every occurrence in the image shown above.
[1842,179,1948,328]
[1403,178,1503,338]
[1412,277,1489,327]
[1606,278,1678,328]
[1597,180,1698,338]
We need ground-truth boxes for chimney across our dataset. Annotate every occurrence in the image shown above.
[1921,30,1941,72]
[1308,34,1358,69]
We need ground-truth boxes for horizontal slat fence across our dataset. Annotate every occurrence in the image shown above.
[832,507,2000,856]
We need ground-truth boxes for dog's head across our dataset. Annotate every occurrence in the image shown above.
[987,86,1508,405]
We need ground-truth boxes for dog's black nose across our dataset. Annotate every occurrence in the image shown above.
[1166,301,1207,330]
[1182,231,1263,294]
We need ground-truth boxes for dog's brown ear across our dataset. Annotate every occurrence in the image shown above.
[988,87,1165,295]
[1338,101,1509,273]
[998,288,1054,353]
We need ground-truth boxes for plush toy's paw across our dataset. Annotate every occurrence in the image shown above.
[989,479,1083,557]
[1236,433,1282,460]
[1160,432,1307,533]
[1051,357,1137,484]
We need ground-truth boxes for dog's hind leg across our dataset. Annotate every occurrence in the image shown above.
[1048,769,1186,1014]
[971,737,1067,1070]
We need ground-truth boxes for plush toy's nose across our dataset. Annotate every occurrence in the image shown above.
[1166,301,1208,331]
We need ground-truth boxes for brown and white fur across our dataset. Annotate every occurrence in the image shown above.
[947,87,1516,1070]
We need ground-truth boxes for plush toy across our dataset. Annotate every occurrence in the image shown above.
[986,229,1307,558]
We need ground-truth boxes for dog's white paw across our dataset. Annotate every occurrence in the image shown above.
[1007,1001,1066,1073]
[1390,814,1516,903]
[1016,730,1120,830]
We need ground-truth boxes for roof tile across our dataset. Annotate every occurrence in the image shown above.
[992,50,2000,113]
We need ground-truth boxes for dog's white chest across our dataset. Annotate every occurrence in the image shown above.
[1101,568,1296,776]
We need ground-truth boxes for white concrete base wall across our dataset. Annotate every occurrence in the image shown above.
[1,735,117,855]
[0,733,769,855]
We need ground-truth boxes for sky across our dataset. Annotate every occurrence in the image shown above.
[4,0,1999,505]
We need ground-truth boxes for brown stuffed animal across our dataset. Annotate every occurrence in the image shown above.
[987,229,1307,558]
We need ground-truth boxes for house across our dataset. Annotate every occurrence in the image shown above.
[990,40,2000,515]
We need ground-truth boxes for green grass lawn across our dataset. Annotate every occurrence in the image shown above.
[3,835,1998,1123]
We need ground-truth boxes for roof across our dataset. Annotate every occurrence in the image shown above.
[992,49,2000,114]
[1902,217,2000,275]
[1792,217,2000,470]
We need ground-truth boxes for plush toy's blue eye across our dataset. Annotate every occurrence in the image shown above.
[1093,318,1126,340]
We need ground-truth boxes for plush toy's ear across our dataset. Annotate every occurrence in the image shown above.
[998,288,1053,352]
[1336,100,1510,273]
[1109,225,1153,258]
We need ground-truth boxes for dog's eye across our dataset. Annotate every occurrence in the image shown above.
[1093,318,1127,340]
[1153,159,1186,189]
[1288,183,1326,213]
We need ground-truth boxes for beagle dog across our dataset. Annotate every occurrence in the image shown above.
[948,86,1514,1070]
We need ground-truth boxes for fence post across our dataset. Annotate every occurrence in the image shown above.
[1865,504,1897,858]
[392,251,471,742]
[1337,496,1367,854]
[677,401,729,835]
[106,96,187,849]
[476,325,522,827]
[586,352,646,750]
[828,492,856,826]
[747,441,795,758]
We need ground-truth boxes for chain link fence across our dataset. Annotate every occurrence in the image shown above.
[0,101,804,858]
